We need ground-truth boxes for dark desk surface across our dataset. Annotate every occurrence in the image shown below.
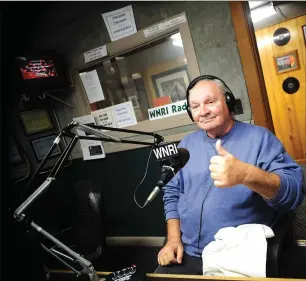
[48,269,306,281]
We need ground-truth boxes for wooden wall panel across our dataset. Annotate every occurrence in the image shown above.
[255,15,306,163]
[229,2,274,132]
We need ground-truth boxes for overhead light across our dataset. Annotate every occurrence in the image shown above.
[172,40,183,48]
[251,2,276,23]
[171,33,183,48]
[248,1,268,9]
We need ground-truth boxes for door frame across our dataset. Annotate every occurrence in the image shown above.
[229,1,275,133]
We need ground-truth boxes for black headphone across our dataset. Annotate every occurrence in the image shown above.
[186,75,236,122]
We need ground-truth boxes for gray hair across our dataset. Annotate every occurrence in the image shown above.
[202,78,231,97]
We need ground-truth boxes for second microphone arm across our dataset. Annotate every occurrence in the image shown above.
[73,121,164,145]
[13,120,166,281]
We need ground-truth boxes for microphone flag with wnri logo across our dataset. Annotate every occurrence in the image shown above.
[153,142,179,161]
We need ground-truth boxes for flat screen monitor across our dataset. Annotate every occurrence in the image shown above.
[19,58,59,80]
[14,49,70,94]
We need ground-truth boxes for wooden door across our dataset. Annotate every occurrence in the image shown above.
[255,15,306,164]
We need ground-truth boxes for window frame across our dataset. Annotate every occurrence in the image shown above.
[75,12,200,153]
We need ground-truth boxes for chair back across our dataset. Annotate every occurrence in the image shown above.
[266,212,296,277]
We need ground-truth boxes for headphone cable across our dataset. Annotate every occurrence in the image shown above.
[197,181,214,256]
[197,140,222,256]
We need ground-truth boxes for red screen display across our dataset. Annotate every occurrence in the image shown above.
[20,59,59,80]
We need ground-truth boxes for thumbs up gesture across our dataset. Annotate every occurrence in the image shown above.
[209,140,246,187]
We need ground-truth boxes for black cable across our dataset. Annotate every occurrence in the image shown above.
[133,145,154,208]
[197,181,214,256]
[196,138,227,255]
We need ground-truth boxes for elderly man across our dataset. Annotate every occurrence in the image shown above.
[155,75,304,274]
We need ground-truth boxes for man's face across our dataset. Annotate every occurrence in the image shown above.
[189,80,231,133]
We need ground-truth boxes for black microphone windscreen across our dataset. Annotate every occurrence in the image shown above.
[177,148,190,167]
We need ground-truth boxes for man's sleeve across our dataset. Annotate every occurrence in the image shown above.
[257,132,305,211]
[162,172,182,221]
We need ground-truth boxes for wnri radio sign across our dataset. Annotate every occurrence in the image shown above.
[148,100,187,121]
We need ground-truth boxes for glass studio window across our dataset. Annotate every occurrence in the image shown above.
[80,33,189,121]
[77,13,200,153]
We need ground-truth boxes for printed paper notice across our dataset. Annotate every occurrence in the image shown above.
[113,101,137,128]
[143,23,164,37]
[91,102,137,129]
[92,107,116,130]
[79,70,105,104]
[102,5,137,42]
[164,14,186,29]
[84,45,107,63]
[143,14,186,38]
[73,115,106,161]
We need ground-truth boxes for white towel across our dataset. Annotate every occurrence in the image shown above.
[202,224,274,277]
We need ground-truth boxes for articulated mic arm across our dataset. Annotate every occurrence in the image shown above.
[14,121,164,281]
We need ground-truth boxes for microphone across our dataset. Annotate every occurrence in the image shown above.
[144,145,190,207]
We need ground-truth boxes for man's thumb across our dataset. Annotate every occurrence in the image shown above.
[176,245,184,264]
[216,139,228,156]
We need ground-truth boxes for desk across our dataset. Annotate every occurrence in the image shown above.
[48,269,306,281]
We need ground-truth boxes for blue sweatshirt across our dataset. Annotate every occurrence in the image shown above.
[163,120,304,258]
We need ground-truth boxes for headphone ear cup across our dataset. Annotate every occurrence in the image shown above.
[225,92,236,113]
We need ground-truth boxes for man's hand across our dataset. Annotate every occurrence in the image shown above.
[157,240,184,266]
[209,140,246,187]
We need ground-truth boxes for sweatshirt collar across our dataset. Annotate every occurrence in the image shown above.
[202,119,240,144]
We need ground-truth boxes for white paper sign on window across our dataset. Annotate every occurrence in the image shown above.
[92,108,116,130]
[164,14,186,29]
[143,14,186,38]
[79,70,105,104]
[143,23,165,37]
[91,101,137,129]
[73,115,106,161]
[102,5,137,42]
[113,101,137,128]
[84,45,107,63]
